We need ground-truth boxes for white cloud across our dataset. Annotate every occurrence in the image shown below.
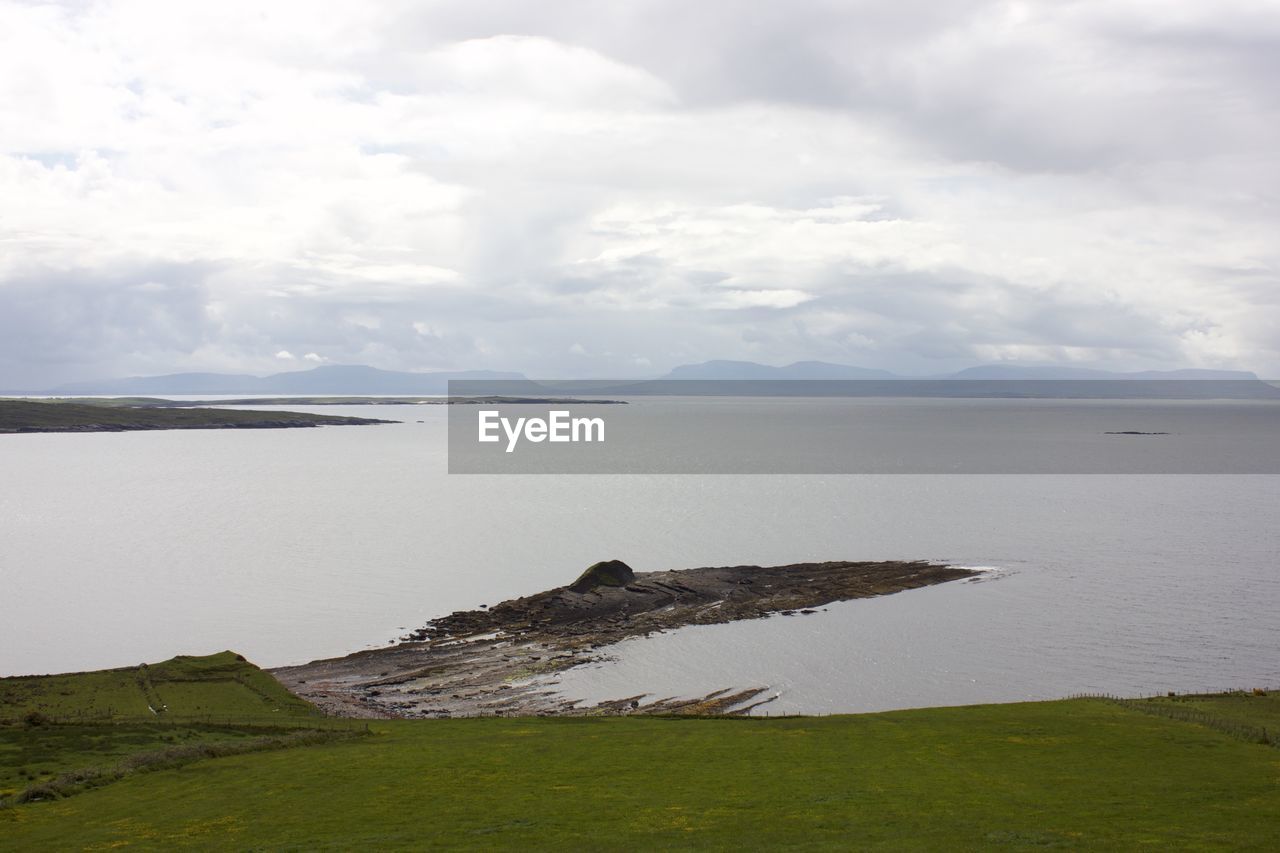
[275,350,296,360]
[416,35,675,110]
[0,0,1277,386]
[714,289,814,310]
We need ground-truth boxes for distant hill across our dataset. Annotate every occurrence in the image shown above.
[36,361,1265,396]
[948,365,1259,380]
[663,360,1260,381]
[663,360,897,380]
[48,365,526,395]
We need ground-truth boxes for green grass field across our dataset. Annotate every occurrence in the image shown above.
[2,655,1278,850]
[0,653,352,805]
[0,723,271,800]
[1138,690,1280,731]
[0,652,322,723]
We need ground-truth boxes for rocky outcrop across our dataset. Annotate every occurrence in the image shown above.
[273,559,975,719]
[567,559,636,593]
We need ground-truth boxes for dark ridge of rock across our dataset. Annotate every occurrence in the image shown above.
[0,399,393,434]
[273,560,976,719]
[567,560,635,594]
[407,560,972,648]
[1104,431,1170,435]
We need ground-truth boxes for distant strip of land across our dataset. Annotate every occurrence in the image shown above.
[19,395,628,407]
[274,559,975,718]
[0,399,394,434]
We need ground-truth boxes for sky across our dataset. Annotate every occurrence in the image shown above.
[1,0,1278,387]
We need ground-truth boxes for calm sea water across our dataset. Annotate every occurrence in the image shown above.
[2,399,1277,715]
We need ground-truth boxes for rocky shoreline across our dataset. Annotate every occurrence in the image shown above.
[273,560,974,718]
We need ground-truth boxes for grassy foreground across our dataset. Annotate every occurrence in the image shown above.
[3,696,1279,849]
[3,655,1278,849]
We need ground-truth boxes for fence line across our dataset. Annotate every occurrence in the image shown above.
[1069,691,1275,749]
[2,711,369,732]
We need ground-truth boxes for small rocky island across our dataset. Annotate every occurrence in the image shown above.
[0,399,393,434]
[274,559,974,718]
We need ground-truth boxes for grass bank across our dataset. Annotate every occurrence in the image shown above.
[0,651,323,723]
[0,652,361,806]
[3,653,1278,849]
[4,697,1279,849]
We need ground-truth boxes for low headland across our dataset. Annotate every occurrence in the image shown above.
[21,395,628,407]
[0,399,394,434]
[273,559,975,718]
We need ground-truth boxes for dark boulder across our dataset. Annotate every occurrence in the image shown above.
[568,560,635,594]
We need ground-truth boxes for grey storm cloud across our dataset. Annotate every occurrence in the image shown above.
[0,264,215,384]
[0,0,1277,386]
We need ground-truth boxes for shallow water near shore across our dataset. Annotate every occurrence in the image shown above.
[2,398,1278,714]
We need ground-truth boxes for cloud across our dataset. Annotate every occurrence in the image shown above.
[416,35,675,110]
[0,0,1277,384]
[0,262,216,387]
[713,289,814,310]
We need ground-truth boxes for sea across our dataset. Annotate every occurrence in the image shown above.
[2,396,1277,715]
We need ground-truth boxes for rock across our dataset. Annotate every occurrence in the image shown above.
[1105,431,1170,435]
[567,559,636,594]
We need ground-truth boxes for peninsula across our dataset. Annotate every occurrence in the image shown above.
[21,396,627,407]
[274,559,974,718]
[0,399,394,434]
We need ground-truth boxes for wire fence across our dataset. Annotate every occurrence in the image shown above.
[2,710,370,732]
[1066,686,1275,700]
[1069,690,1275,748]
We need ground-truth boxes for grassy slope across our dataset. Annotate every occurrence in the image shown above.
[4,699,1279,850]
[0,725,265,800]
[1140,691,1280,730]
[0,399,387,432]
[0,653,330,799]
[0,652,320,722]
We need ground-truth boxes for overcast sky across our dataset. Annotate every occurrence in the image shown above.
[1,0,1277,385]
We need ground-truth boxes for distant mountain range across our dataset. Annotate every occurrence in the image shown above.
[45,365,525,396]
[664,360,897,380]
[17,360,1264,396]
[661,360,1259,381]
[944,365,1260,380]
